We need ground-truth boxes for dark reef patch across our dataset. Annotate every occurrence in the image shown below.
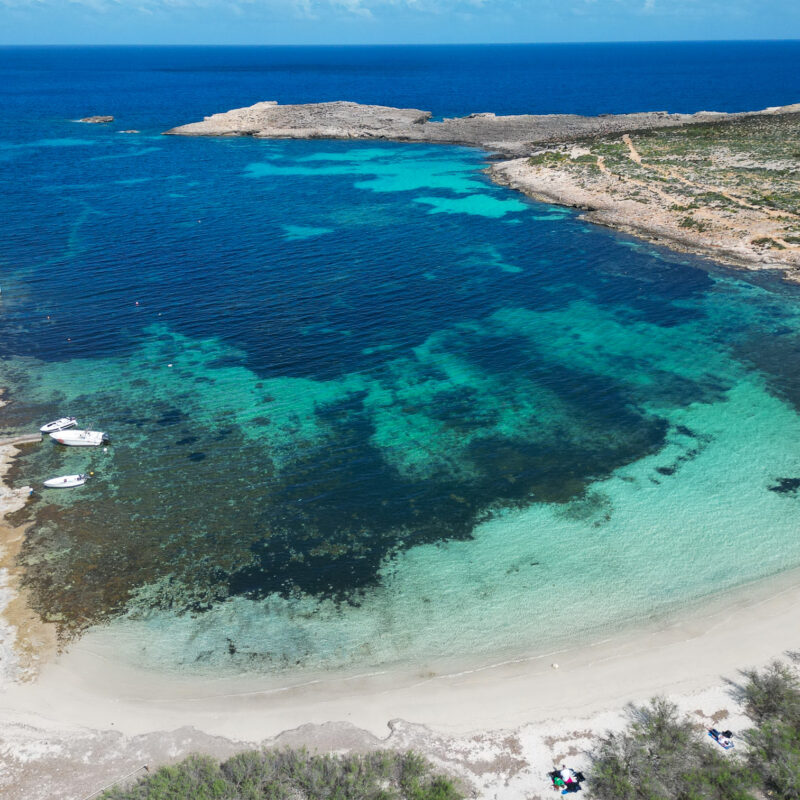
[13,354,669,640]
[155,407,190,427]
[769,477,800,495]
[733,331,800,411]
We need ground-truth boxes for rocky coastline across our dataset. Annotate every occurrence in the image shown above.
[163,100,797,155]
[166,100,800,280]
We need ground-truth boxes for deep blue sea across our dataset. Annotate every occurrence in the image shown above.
[1,43,800,676]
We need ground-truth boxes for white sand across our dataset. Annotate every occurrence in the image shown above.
[0,561,797,798]
[3,562,799,742]
[0,589,792,800]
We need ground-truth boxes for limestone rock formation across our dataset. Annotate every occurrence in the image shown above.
[164,100,800,157]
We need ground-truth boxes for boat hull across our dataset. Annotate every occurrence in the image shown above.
[49,430,107,447]
[43,474,86,488]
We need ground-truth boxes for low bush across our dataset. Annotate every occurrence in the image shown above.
[528,151,570,167]
[98,662,800,800]
[588,662,800,800]
[678,215,710,232]
[741,661,800,800]
[101,748,464,800]
[751,236,786,249]
[588,698,755,800]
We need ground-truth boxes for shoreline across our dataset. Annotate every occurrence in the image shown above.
[165,99,800,282]
[1,547,798,798]
[0,484,58,685]
[4,559,800,741]
[0,395,58,686]
[489,134,799,282]
[488,161,788,276]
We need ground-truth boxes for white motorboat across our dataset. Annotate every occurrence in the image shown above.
[49,429,108,447]
[43,474,87,489]
[40,416,78,434]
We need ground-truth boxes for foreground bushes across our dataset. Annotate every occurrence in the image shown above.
[101,748,464,800]
[100,661,800,800]
[741,661,800,800]
[589,697,755,800]
[589,660,800,800]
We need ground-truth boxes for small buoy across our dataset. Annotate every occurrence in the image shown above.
[103,448,108,453]
[135,301,139,306]
[167,363,173,368]
[551,663,559,670]
[89,471,94,475]
[67,338,71,342]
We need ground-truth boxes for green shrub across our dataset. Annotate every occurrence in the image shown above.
[741,661,800,726]
[740,662,800,800]
[100,749,465,800]
[751,236,786,249]
[744,720,800,800]
[527,151,569,167]
[678,216,710,232]
[588,698,755,800]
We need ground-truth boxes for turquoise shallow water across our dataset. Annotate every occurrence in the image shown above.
[2,50,800,676]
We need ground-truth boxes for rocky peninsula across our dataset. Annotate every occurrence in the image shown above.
[166,100,800,280]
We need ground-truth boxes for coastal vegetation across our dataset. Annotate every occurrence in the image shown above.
[99,749,464,800]
[95,662,800,800]
[498,112,800,278]
[589,660,800,800]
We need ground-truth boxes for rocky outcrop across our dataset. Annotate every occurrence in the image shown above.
[165,100,431,142]
[78,115,114,123]
[164,99,800,279]
[164,100,800,156]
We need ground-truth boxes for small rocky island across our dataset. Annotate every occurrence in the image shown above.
[166,100,800,280]
[79,115,114,123]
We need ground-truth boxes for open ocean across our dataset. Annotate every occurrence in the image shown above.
[1,42,800,675]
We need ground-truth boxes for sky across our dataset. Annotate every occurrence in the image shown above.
[0,0,799,46]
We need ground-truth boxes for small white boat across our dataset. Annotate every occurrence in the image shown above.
[49,429,108,447]
[40,416,78,434]
[43,474,87,489]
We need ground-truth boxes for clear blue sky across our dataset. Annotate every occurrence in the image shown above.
[1,0,799,46]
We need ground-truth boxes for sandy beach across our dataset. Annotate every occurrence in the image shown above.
[4,558,800,740]
[2,418,799,798]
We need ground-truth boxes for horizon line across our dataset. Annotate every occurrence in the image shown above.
[2,37,800,48]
